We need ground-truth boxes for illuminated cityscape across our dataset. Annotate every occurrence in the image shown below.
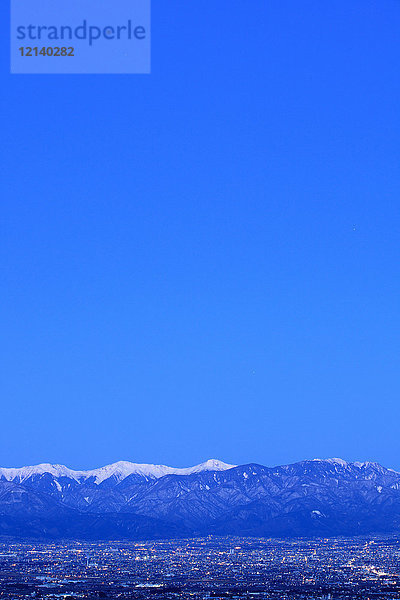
[0,536,399,599]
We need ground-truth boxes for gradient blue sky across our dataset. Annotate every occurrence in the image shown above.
[1,0,400,470]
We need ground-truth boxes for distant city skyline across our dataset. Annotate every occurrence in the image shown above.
[2,536,399,597]
[1,1,400,471]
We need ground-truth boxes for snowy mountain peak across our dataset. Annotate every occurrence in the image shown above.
[325,458,348,467]
[85,459,236,483]
[0,459,236,485]
[0,463,85,483]
[188,459,234,473]
[310,458,398,474]
[312,458,348,467]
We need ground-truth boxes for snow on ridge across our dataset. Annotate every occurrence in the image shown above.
[84,459,236,484]
[312,458,348,466]
[325,458,348,467]
[0,459,236,485]
[1,458,399,484]
[311,458,399,473]
[0,463,85,483]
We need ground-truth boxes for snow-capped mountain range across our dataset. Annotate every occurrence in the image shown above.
[1,457,400,540]
[0,459,234,485]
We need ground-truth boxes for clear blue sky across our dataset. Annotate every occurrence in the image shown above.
[1,0,400,470]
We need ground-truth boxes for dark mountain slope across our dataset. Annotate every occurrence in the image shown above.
[0,459,399,539]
